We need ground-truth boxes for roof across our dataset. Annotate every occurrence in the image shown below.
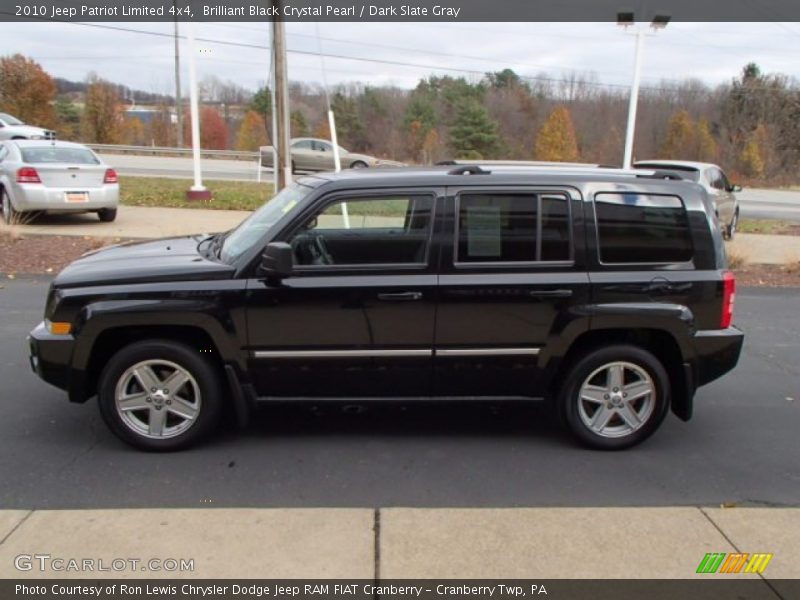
[9,139,91,150]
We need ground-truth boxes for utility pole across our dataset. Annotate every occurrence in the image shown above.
[272,3,291,190]
[173,2,183,148]
[185,20,211,200]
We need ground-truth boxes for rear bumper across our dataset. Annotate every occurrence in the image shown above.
[693,326,745,386]
[12,183,118,212]
[28,321,88,403]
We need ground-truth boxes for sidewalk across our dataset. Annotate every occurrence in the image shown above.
[0,507,797,579]
[2,205,800,265]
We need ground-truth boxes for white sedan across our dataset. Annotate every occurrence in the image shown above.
[0,140,119,224]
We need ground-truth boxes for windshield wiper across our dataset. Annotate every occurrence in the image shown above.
[210,231,231,260]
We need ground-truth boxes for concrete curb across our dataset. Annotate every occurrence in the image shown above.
[0,508,796,579]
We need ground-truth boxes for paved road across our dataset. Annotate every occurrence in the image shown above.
[1,279,798,509]
[738,187,800,222]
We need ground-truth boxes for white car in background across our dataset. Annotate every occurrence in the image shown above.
[0,140,119,224]
[0,113,56,141]
[634,160,742,240]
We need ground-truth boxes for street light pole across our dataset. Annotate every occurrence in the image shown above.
[618,13,669,170]
[622,28,645,169]
[185,20,211,201]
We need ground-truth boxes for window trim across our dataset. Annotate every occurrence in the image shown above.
[453,189,574,268]
[280,190,438,273]
[592,191,695,267]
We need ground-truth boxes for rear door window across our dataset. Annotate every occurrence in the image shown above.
[594,193,693,264]
[455,192,572,264]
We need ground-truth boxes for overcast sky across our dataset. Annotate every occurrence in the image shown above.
[3,21,800,97]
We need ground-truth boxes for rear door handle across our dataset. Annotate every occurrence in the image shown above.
[377,291,423,302]
[528,289,573,299]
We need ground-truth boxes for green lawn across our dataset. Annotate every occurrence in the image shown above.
[119,177,274,211]
[737,219,794,235]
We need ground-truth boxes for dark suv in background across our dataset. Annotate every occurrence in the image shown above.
[29,165,743,451]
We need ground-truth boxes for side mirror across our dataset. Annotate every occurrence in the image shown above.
[731,184,742,192]
[258,242,293,280]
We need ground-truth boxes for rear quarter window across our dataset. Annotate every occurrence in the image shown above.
[594,192,693,264]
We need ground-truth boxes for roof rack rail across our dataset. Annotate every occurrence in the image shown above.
[447,165,491,175]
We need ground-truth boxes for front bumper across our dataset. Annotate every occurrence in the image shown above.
[28,321,87,402]
[693,326,745,386]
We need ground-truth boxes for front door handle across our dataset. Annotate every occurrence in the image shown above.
[377,291,423,302]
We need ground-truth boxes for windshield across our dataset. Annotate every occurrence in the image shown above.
[220,182,311,263]
[0,113,24,126]
[22,147,99,164]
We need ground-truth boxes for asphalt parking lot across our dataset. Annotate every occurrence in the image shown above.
[0,278,798,510]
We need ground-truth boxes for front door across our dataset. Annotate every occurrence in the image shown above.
[245,189,441,398]
[433,187,589,398]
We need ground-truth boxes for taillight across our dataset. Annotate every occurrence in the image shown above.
[721,271,735,328]
[103,168,118,184]
[17,167,41,183]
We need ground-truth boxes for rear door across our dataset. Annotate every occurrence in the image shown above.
[433,186,589,398]
[291,140,316,171]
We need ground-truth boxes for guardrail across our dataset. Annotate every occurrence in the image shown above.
[87,144,260,161]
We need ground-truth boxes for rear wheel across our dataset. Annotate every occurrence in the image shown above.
[1,189,17,224]
[559,345,670,450]
[349,160,368,169]
[97,340,222,451]
[97,208,117,222]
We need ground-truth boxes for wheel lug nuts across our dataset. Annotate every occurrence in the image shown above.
[623,392,628,398]
[163,389,169,394]
[146,397,151,403]
[166,399,172,405]
[151,387,157,393]
[613,387,619,392]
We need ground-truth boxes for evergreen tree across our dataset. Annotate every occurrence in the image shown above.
[448,98,501,160]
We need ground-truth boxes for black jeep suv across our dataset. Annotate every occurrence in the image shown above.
[29,165,743,451]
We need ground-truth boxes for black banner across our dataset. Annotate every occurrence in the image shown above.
[3,579,798,600]
[3,0,800,22]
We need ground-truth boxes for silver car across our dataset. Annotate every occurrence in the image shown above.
[260,137,403,172]
[634,160,741,239]
[0,113,56,141]
[0,140,119,224]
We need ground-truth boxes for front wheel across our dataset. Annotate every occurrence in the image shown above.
[97,340,222,451]
[349,160,368,169]
[559,345,670,450]
[725,209,739,241]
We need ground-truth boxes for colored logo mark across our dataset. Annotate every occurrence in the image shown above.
[696,552,773,574]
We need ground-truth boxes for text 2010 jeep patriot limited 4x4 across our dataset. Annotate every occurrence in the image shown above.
[29,165,744,451]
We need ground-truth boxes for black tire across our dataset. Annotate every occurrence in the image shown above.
[726,209,739,241]
[349,160,368,169]
[97,340,222,451]
[291,160,296,174]
[559,344,670,450]
[1,189,17,225]
[98,208,117,222]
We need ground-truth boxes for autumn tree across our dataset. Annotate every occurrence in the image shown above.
[448,98,501,159]
[739,124,769,179]
[403,94,436,161]
[54,95,80,140]
[121,116,147,146]
[660,110,718,161]
[313,119,331,140]
[0,54,57,128]
[535,106,579,162]
[184,106,228,149]
[236,110,269,151]
[82,76,122,143]
[147,105,176,147]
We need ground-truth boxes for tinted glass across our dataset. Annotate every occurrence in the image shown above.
[21,147,99,165]
[292,195,433,266]
[595,193,693,263]
[541,195,571,261]
[457,193,570,263]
